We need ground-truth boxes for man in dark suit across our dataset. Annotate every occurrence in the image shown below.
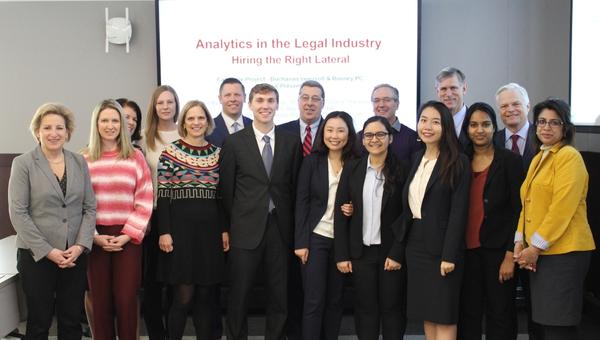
[436,67,470,148]
[277,80,325,340]
[357,83,422,162]
[278,80,324,157]
[494,82,536,171]
[220,83,302,340]
[206,77,253,147]
[494,82,540,340]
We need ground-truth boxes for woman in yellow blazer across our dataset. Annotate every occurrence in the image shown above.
[513,98,595,340]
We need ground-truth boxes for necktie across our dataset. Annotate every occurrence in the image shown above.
[510,134,520,155]
[261,135,275,211]
[303,125,312,157]
[232,122,240,133]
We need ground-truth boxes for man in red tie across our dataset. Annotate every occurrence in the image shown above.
[493,82,541,340]
[494,83,536,171]
[278,80,324,157]
[276,80,325,340]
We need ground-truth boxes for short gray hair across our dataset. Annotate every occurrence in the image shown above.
[495,83,530,106]
[435,67,466,86]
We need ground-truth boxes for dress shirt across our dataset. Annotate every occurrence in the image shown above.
[299,118,321,145]
[453,105,467,137]
[362,156,384,246]
[253,123,276,156]
[223,113,246,134]
[391,117,402,132]
[408,157,437,219]
[504,121,530,156]
[313,158,341,238]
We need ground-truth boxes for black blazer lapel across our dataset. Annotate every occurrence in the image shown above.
[317,154,329,195]
[423,158,441,197]
[242,127,270,180]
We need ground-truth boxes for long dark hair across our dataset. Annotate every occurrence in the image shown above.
[462,102,498,157]
[362,116,405,194]
[313,111,359,162]
[116,98,142,142]
[418,101,464,188]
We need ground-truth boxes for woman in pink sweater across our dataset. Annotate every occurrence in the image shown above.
[83,99,153,340]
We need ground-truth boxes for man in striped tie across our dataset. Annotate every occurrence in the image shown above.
[277,80,325,340]
[278,80,324,158]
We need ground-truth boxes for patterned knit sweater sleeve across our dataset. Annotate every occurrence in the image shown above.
[121,149,154,244]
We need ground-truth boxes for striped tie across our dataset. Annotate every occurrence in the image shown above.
[303,125,312,157]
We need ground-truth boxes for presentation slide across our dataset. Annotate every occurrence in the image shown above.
[571,0,600,126]
[157,0,419,130]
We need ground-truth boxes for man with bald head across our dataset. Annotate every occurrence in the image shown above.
[435,67,469,148]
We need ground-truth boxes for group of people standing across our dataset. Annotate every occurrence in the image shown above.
[7,66,595,340]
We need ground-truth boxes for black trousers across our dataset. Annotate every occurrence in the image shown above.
[142,212,170,340]
[458,247,517,340]
[351,245,407,340]
[300,233,344,340]
[287,248,303,340]
[226,213,288,340]
[17,248,87,340]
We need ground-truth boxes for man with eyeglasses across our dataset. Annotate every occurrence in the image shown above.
[207,77,253,147]
[435,67,470,149]
[357,83,422,162]
[494,83,537,171]
[278,80,324,158]
[494,82,541,340]
[277,80,325,340]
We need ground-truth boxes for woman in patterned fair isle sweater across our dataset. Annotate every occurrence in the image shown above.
[83,99,154,340]
[156,100,229,340]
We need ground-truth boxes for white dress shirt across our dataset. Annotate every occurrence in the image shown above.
[222,113,246,134]
[313,158,341,238]
[453,105,467,137]
[362,156,384,246]
[408,157,437,219]
[504,120,530,156]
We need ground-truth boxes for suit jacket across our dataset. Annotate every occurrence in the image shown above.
[357,124,423,163]
[494,124,536,172]
[277,118,322,152]
[516,144,595,255]
[400,150,471,263]
[475,146,524,251]
[333,155,407,263]
[294,153,332,249]
[206,113,253,147]
[219,126,302,249]
[8,146,96,261]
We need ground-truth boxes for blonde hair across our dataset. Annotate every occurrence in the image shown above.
[144,85,180,150]
[84,99,135,161]
[178,100,215,137]
[30,103,75,142]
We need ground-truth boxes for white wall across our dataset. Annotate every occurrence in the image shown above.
[1,0,598,153]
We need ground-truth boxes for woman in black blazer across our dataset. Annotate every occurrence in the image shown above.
[401,101,470,340]
[457,103,523,340]
[294,111,358,340]
[334,116,407,340]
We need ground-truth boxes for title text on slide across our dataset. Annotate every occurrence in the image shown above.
[196,38,382,51]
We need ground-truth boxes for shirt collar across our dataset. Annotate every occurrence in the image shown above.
[391,117,402,132]
[221,113,244,129]
[505,120,530,142]
[299,117,321,132]
[252,123,275,141]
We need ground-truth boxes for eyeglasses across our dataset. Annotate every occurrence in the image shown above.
[363,132,389,140]
[371,97,397,104]
[299,95,323,103]
[536,118,563,128]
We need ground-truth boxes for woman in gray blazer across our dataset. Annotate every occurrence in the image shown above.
[8,103,96,340]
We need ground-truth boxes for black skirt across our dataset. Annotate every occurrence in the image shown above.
[405,219,463,324]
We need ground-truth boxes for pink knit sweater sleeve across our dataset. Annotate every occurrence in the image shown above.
[121,150,154,244]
